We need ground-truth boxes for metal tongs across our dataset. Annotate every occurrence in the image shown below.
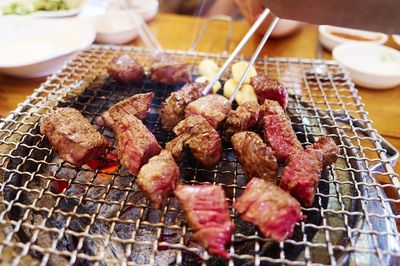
[202,8,278,101]
[120,0,162,51]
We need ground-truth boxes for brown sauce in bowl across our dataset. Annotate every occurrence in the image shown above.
[330,31,380,41]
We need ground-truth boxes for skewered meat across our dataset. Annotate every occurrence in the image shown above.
[160,82,206,131]
[108,54,145,84]
[224,101,260,136]
[174,185,233,258]
[251,76,288,109]
[99,92,154,128]
[310,136,339,167]
[233,178,302,241]
[151,56,192,85]
[166,115,222,167]
[280,148,323,207]
[263,114,303,162]
[40,108,108,166]
[137,150,180,208]
[111,112,162,176]
[231,131,277,182]
[185,94,232,129]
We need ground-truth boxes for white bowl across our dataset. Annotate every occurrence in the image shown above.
[107,0,158,21]
[333,44,400,89]
[0,16,95,77]
[271,19,302,38]
[95,11,139,44]
[319,25,388,51]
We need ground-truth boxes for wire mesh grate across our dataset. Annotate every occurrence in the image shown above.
[0,45,399,265]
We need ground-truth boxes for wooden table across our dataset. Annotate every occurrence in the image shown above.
[1,13,399,175]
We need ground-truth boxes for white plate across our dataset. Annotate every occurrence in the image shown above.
[319,25,388,51]
[333,44,400,89]
[95,11,140,44]
[0,0,85,17]
[0,16,95,77]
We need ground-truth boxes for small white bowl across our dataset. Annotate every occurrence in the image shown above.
[95,11,139,44]
[319,25,388,51]
[333,44,400,89]
[107,0,158,21]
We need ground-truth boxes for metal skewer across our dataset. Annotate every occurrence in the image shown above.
[229,16,279,102]
[202,8,278,99]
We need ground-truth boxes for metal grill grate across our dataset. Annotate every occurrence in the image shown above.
[0,45,399,265]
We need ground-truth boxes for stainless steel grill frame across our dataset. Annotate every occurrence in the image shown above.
[0,45,399,265]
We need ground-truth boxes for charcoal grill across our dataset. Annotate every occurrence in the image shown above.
[0,45,399,265]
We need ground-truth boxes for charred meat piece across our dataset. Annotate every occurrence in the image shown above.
[174,185,234,258]
[166,115,222,167]
[233,178,302,241]
[111,113,162,176]
[258,99,285,127]
[310,136,339,167]
[137,150,180,208]
[251,76,288,109]
[259,99,284,117]
[280,148,323,206]
[263,114,303,162]
[40,108,108,166]
[224,101,260,136]
[185,94,232,129]
[108,54,145,84]
[150,56,192,85]
[231,131,277,182]
[160,82,206,131]
[100,92,154,128]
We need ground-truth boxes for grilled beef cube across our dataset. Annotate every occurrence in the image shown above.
[174,185,234,258]
[100,92,154,128]
[263,114,303,162]
[280,148,323,206]
[310,136,339,167]
[108,54,145,84]
[224,101,260,136]
[111,113,162,176]
[137,150,180,208]
[259,99,284,117]
[160,82,206,131]
[233,178,302,241]
[150,56,192,85]
[251,76,288,109]
[166,115,222,167]
[185,94,232,129]
[40,108,108,166]
[231,131,277,182]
